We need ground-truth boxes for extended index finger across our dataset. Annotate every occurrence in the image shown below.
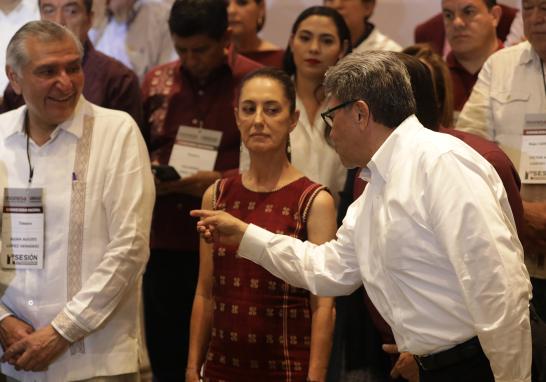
[190,209,218,219]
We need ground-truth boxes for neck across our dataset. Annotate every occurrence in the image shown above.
[295,74,322,99]
[351,22,367,47]
[26,115,56,147]
[112,4,132,23]
[361,121,395,166]
[245,150,293,192]
[455,38,498,74]
[233,33,262,53]
[295,73,323,122]
[0,0,21,14]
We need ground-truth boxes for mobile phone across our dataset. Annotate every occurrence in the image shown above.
[152,165,181,182]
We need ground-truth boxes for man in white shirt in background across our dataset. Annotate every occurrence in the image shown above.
[192,51,532,382]
[457,0,546,323]
[0,20,154,381]
[323,0,401,52]
[0,0,39,96]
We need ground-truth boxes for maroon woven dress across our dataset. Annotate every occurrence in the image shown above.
[203,174,327,382]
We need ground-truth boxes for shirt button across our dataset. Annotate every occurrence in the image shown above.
[177,203,184,211]
[27,300,34,306]
[198,90,204,96]
[192,118,199,125]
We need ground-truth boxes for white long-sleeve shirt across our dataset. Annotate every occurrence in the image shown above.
[238,116,532,382]
[0,97,155,381]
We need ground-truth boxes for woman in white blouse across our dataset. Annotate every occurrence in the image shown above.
[283,6,351,206]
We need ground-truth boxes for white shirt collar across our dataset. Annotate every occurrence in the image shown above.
[3,95,87,142]
[364,114,421,184]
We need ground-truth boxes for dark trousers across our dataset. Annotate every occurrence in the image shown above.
[143,249,199,382]
[418,345,494,382]
[532,277,546,321]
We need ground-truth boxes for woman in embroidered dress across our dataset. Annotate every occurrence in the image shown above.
[283,6,351,207]
[186,67,336,382]
[227,0,284,68]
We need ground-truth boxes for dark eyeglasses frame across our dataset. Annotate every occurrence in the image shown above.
[320,99,358,129]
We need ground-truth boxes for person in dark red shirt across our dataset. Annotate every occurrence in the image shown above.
[226,0,284,68]
[443,0,504,111]
[140,1,261,380]
[414,1,516,55]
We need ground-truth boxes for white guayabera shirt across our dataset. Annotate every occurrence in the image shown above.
[0,97,155,382]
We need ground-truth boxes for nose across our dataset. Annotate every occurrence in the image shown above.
[49,9,66,25]
[452,13,465,28]
[55,70,73,92]
[309,37,320,53]
[182,52,198,71]
[227,0,236,15]
[328,0,342,10]
[253,106,265,126]
[531,6,546,24]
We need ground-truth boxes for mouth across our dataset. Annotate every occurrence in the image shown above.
[304,59,322,65]
[451,34,470,40]
[48,93,75,103]
[250,133,269,138]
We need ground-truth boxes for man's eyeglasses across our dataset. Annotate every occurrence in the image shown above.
[321,99,358,129]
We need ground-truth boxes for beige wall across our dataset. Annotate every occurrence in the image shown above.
[261,0,521,50]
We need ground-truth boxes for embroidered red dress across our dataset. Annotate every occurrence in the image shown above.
[204,175,326,382]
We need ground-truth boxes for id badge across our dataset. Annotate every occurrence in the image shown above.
[1,188,44,269]
[168,125,223,178]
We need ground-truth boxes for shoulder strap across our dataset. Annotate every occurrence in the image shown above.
[298,183,329,224]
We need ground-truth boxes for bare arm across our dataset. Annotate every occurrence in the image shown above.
[186,185,216,381]
[306,191,337,382]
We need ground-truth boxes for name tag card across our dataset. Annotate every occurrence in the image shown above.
[168,126,223,178]
[520,128,546,184]
[1,188,44,269]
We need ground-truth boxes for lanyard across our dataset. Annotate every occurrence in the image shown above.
[24,115,34,186]
[540,58,546,100]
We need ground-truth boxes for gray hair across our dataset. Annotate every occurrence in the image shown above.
[323,51,416,128]
[6,20,83,75]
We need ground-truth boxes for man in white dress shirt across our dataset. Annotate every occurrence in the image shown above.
[192,51,532,382]
[0,20,154,381]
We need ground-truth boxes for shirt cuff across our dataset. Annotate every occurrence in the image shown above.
[238,224,275,263]
[51,310,89,343]
[0,303,13,322]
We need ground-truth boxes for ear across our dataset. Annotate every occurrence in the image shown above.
[257,1,266,21]
[289,34,295,53]
[234,107,240,128]
[354,100,370,131]
[362,0,376,19]
[490,5,502,28]
[288,109,300,133]
[87,10,95,32]
[6,66,23,95]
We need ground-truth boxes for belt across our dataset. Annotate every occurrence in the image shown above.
[414,337,482,371]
